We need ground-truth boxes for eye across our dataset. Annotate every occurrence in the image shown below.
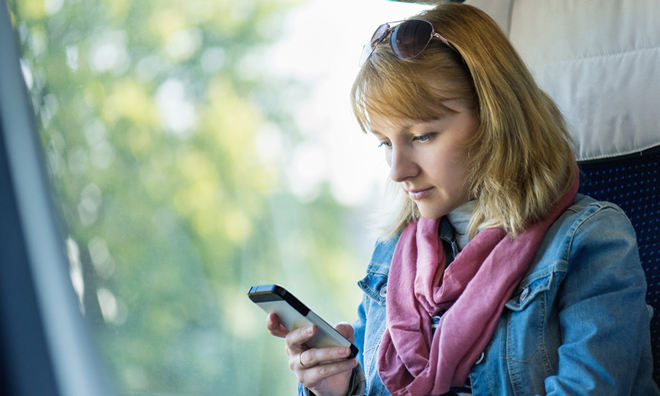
[378,141,392,149]
[413,133,435,143]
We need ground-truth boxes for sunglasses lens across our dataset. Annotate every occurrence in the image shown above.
[390,20,433,59]
[359,23,391,66]
[371,23,391,48]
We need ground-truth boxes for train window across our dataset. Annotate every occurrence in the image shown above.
[7,0,428,394]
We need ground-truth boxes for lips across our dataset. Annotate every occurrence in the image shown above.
[406,187,432,200]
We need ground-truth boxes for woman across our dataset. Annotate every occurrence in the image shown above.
[267,3,659,395]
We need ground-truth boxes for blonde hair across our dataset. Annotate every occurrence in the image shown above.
[352,3,577,240]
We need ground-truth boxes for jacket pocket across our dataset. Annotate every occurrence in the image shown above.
[505,264,567,311]
[358,269,388,306]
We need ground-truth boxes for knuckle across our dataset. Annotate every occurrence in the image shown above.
[297,372,308,386]
[285,336,299,349]
[303,349,313,364]
[285,328,304,346]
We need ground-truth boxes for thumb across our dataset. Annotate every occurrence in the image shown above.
[334,322,354,343]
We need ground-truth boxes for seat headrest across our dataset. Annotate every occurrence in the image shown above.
[467,0,660,161]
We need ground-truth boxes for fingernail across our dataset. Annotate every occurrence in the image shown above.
[307,326,314,335]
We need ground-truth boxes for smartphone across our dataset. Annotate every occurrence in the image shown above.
[248,284,358,358]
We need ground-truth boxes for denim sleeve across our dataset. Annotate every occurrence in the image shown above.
[353,293,367,370]
[544,206,651,395]
[347,294,367,395]
[296,295,368,396]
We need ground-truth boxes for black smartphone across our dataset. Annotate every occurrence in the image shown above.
[248,284,358,358]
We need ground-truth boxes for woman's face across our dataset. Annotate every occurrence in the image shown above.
[370,100,479,219]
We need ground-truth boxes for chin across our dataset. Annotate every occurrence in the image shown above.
[416,204,444,220]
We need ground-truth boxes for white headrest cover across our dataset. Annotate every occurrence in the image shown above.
[467,0,660,161]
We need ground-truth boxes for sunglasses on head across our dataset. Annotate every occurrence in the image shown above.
[359,19,456,66]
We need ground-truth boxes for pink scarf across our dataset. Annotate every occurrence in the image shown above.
[378,176,579,396]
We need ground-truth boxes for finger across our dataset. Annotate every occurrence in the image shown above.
[266,313,289,338]
[334,322,355,343]
[300,358,358,386]
[288,349,315,372]
[302,345,354,368]
[285,325,316,353]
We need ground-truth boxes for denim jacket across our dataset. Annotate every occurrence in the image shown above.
[299,195,659,396]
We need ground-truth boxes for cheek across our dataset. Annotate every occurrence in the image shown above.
[435,149,469,181]
[446,145,470,169]
[450,160,470,185]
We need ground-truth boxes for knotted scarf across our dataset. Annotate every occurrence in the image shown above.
[378,174,579,396]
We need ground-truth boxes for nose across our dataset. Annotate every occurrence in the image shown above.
[388,146,418,182]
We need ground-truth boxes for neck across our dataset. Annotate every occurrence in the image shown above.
[446,200,476,251]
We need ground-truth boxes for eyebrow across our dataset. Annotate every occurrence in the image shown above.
[370,125,413,138]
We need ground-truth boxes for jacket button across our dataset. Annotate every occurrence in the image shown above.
[520,287,530,301]
[380,285,387,297]
[475,352,485,365]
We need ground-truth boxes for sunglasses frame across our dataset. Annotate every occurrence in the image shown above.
[359,19,456,66]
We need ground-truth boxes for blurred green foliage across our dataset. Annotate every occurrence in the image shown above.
[9,0,366,394]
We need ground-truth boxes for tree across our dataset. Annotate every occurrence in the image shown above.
[10,0,365,393]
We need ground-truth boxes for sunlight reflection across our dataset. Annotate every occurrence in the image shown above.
[97,287,127,325]
[89,31,129,75]
[66,237,85,314]
[155,79,196,138]
[44,0,64,15]
[165,28,202,61]
[88,236,116,279]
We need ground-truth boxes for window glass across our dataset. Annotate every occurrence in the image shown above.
[9,0,428,394]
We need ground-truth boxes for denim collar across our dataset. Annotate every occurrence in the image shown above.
[439,216,455,242]
[439,216,460,259]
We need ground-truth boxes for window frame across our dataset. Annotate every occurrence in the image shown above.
[0,2,114,395]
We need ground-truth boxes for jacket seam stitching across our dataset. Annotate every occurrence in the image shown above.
[485,352,497,396]
[501,341,545,364]
[566,204,624,261]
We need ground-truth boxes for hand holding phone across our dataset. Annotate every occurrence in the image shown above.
[248,284,358,358]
